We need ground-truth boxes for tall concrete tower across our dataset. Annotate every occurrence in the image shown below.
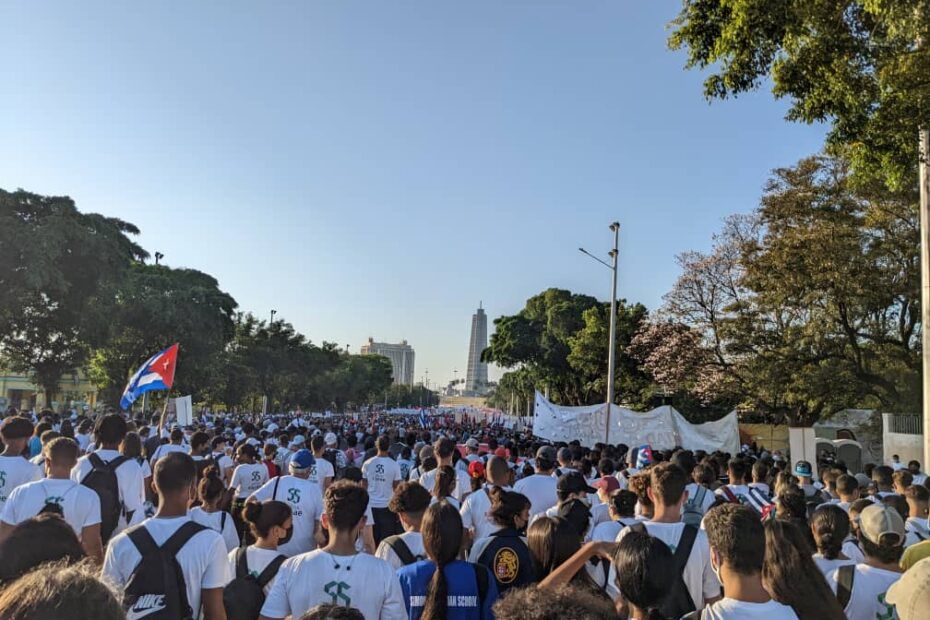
[465,304,489,395]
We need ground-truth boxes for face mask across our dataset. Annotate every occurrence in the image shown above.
[279,524,294,545]
[710,549,722,584]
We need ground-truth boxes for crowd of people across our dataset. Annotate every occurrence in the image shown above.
[0,407,928,619]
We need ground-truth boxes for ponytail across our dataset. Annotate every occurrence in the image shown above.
[198,465,225,503]
[421,502,463,620]
[488,487,530,530]
[242,500,291,539]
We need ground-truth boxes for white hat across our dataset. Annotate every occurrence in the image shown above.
[245,437,261,447]
[324,432,337,446]
[886,557,930,620]
[292,434,306,445]
[859,503,906,546]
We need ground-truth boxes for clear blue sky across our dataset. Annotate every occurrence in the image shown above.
[0,1,826,387]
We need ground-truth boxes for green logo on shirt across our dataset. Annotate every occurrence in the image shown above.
[876,593,894,620]
[0,471,6,487]
[287,488,301,504]
[324,581,351,605]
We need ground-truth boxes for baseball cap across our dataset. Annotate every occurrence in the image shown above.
[886,557,930,620]
[465,438,479,449]
[289,449,315,471]
[291,434,306,446]
[246,437,261,447]
[418,446,434,461]
[593,476,620,493]
[858,503,906,545]
[468,460,486,479]
[536,446,558,463]
[494,446,509,458]
[324,432,337,445]
[557,471,596,495]
[557,498,592,536]
[794,460,813,477]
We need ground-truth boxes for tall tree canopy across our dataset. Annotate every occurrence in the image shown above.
[0,189,146,402]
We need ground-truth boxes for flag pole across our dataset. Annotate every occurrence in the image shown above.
[158,392,171,436]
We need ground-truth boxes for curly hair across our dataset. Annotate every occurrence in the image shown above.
[492,584,616,620]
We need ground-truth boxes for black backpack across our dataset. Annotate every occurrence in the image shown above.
[628,522,698,619]
[223,547,287,620]
[123,521,207,620]
[194,455,216,480]
[37,481,79,518]
[381,535,423,566]
[835,563,855,610]
[81,453,129,544]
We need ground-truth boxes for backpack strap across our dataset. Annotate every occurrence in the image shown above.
[836,563,855,610]
[382,535,416,566]
[272,476,281,501]
[256,554,287,588]
[694,486,707,507]
[162,521,208,556]
[720,486,740,504]
[221,511,227,533]
[126,524,160,556]
[627,522,647,535]
[235,546,250,579]
[88,452,106,471]
[471,563,489,605]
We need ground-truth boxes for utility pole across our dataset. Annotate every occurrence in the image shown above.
[270,309,277,326]
[921,127,930,469]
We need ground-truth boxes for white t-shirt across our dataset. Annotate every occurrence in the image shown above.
[1,478,101,537]
[418,466,472,502]
[249,475,323,557]
[75,433,92,452]
[843,539,866,564]
[396,458,413,481]
[150,443,188,464]
[227,545,286,595]
[211,452,235,478]
[514,474,558,517]
[307,457,335,493]
[702,597,799,619]
[230,463,269,499]
[0,455,43,510]
[71,449,145,534]
[362,456,402,509]
[686,483,718,514]
[905,517,929,547]
[375,531,426,570]
[102,516,231,620]
[813,554,855,584]
[460,485,512,541]
[610,521,721,608]
[259,549,406,620]
[189,507,239,552]
[590,517,638,543]
[825,564,901,620]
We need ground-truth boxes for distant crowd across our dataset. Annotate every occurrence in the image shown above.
[0,407,927,619]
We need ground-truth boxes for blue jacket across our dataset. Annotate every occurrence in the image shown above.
[471,528,536,593]
[397,559,498,620]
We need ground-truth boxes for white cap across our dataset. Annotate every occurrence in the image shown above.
[887,557,930,620]
[324,432,337,446]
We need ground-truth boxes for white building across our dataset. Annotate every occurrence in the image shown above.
[360,338,415,385]
[465,305,489,396]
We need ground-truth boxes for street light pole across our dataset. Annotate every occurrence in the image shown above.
[920,127,930,469]
[270,309,277,326]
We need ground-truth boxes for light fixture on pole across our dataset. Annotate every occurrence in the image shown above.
[270,309,277,326]
[579,221,621,444]
[154,251,164,265]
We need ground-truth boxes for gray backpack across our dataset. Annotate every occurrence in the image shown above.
[682,486,707,526]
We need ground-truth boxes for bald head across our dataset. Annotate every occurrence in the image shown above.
[487,456,510,484]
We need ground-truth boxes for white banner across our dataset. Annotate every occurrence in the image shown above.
[533,392,739,453]
[173,395,193,427]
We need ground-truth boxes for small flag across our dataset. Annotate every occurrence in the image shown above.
[120,344,179,410]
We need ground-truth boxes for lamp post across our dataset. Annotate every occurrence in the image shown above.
[579,221,620,444]
[270,309,277,326]
[154,251,164,265]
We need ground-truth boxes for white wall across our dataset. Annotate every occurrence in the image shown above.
[882,413,924,466]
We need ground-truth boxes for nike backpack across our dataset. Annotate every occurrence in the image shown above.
[122,521,206,620]
[222,547,287,620]
[81,453,129,544]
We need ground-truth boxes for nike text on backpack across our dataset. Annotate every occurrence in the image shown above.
[81,453,130,544]
[223,546,287,620]
[835,563,855,610]
[627,522,698,618]
[122,521,207,620]
[682,486,708,527]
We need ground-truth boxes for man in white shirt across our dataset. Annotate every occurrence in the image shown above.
[0,436,103,563]
[249,449,323,557]
[362,434,402,544]
[610,463,722,611]
[308,435,335,494]
[70,414,145,541]
[209,436,235,484]
[259,481,406,620]
[700,503,798,619]
[907,460,927,486]
[827,503,905,620]
[460,455,512,544]
[0,416,43,513]
[102,452,229,620]
[514,446,559,518]
[417,437,471,502]
[149,428,188,465]
[903,485,929,547]
[463,438,483,463]
[375,481,430,569]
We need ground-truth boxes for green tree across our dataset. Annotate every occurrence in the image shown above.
[88,263,238,407]
[669,0,930,188]
[0,189,145,405]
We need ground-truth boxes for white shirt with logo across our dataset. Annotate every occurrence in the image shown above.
[259,549,406,619]
[362,456,402,509]
[307,457,335,493]
[1,478,101,537]
[249,475,323,557]
[102,516,231,620]
[514,474,558,518]
[0,455,43,510]
[825,564,901,620]
[701,597,799,619]
[230,463,269,499]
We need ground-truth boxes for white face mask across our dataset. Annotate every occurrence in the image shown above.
[710,548,722,584]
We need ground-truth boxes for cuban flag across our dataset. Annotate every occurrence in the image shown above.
[636,444,653,469]
[419,410,429,429]
[120,344,179,410]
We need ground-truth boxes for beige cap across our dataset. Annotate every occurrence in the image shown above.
[859,503,906,546]
[886,557,930,620]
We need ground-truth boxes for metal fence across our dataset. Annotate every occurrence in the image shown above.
[887,414,923,435]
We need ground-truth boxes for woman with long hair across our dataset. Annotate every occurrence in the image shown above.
[431,465,460,510]
[810,504,855,578]
[467,487,535,593]
[774,486,815,550]
[120,431,153,508]
[527,516,610,596]
[613,530,675,620]
[397,501,498,619]
[763,519,846,620]
[189,465,239,551]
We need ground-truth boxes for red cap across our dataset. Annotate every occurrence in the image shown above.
[593,476,620,493]
[468,460,486,478]
[494,447,509,458]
